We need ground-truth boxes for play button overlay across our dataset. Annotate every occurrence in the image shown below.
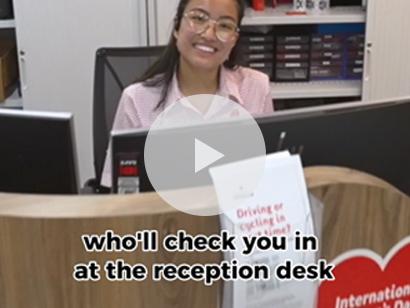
[144,94,266,216]
[195,138,224,173]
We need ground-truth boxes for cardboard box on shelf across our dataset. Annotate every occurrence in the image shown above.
[0,41,18,102]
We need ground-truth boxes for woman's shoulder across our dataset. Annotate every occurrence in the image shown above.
[117,80,163,128]
[223,66,271,98]
[226,66,270,89]
[221,66,273,114]
[237,65,270,80]
[122,79,162,101]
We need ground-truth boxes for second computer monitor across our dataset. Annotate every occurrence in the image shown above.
[111,97,410,195]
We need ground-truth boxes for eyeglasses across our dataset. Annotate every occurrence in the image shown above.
[183,9,240,43]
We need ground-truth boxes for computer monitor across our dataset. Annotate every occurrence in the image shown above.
[111,97,410,195]
[0,109,80,194]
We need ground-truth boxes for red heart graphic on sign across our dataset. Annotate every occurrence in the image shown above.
[318,237,410,308]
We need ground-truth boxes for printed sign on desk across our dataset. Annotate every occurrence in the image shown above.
[319,237,410,308]
[210,152,318,308]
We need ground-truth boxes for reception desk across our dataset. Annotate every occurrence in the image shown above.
[0,167,409,308]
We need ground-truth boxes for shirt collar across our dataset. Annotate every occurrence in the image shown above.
[165,72,183,109]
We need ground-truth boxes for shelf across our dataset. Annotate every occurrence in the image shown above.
[0,19,15,29]
[271,80,362,99]
[242,5,365,26]
[0,88,23,109]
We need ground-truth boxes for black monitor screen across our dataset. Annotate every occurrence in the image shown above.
[0,109,79,194]
[111,97,410,195]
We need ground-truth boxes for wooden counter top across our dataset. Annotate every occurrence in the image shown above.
[0,166,408,308]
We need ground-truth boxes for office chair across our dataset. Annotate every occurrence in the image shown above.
[88,46,165,192]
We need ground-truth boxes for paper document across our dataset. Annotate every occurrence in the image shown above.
[210,152,317,308]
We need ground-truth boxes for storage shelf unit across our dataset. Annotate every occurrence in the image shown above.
[271,80,362,99]
[242,5,366,25]
[0,19,15,29]
[242,5,365,99]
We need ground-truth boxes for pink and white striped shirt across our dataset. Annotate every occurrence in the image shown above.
[101,66,274,186]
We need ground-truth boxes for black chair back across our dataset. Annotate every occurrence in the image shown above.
[93,46,165,187]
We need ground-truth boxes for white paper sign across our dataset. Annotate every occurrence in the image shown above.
[210,152,317,308]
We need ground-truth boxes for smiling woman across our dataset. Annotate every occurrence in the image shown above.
[101,0,274,187]
[175,1,241,86]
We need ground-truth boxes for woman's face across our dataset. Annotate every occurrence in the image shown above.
[175,0,240,72]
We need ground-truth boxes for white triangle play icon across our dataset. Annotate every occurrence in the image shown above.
[195,138,225,173]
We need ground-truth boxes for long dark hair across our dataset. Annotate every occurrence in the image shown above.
[138,0,245,110]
